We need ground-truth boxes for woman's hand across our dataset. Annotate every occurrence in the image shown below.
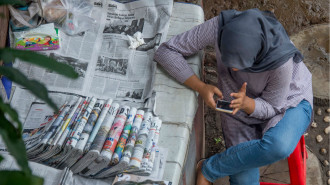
[230,82,255,115]
[198,83,223,109]
[184,75,223,109]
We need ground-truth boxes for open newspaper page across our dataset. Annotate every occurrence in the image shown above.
[0,153,72,185]
[88,0,172,101]
[11,0,172,102]
[9,87,36,123]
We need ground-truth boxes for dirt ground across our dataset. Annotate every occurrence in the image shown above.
[202,0,329,35]
[175,0,329,183]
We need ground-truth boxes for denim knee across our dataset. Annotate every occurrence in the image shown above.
[259,136,294,161]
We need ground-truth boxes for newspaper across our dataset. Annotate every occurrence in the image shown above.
[21,103,56,150]
[128,112,153,170]
[70,103,120,173]
[141,118,162,175]
[112,173,172,185]
[58,99,111,169]
[75,99,105,151]
[1,96,167,177]
[71,147,168,185]
[42,98,96,167]
[3,0,173,182]
[79,105,130,176]
[0,153,70,185]
[84,106,131,176]
[0,147,168,185]
[93,109,145,177]
[11,0,172,114]
[110,108,137,165]
[110,147,169,184]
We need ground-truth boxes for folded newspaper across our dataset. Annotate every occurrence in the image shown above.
[112,173,172,185]
[0,147,168,185]
[17,97,164,178]
[1,0,174,183]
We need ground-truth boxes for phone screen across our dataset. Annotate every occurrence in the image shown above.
[216,100,233,113]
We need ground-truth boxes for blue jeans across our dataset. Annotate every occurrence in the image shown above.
[202,100,312,184]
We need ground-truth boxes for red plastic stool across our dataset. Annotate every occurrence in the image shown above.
[260,136,307,185]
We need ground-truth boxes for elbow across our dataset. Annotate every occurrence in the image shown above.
[250,98,277,120]
[262,109,276,120]
[153,43,167,64]
[259,101,277,119]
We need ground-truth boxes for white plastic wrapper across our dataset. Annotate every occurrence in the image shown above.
[43,0,96,35]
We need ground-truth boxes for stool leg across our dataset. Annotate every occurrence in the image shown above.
[287,137,306,185]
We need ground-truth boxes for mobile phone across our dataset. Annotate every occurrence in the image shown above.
[216,100,233,114]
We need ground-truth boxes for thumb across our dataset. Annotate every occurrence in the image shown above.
[240,82,247,93]
[213,87,223,99]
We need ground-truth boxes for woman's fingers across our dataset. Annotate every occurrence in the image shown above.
[230,103,241,109]
[223,83,248,114]
[200,87,215,109]
[230,92,240,99]
[213,86,223,99]
[240,82,247,93]
[231,99,242,105]
[205,96,216,109]
[198,84,224,109]
[232,108,239,115]
[202,85,222,109]
[209,100,216,109]
[231,82,247,97]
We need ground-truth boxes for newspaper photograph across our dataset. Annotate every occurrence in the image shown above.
[103,18,144,36]
[95,57,128,76]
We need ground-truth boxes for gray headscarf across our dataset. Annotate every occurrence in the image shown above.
[218,9,303,72]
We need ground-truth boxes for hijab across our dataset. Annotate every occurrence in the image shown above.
[218,9,303,72]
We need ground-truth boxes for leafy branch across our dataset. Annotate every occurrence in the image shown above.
[0,49,78,185]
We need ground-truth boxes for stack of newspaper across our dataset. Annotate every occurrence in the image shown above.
[23,96,163,178]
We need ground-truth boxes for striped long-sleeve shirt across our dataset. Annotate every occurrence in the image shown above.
[154,16,313,147]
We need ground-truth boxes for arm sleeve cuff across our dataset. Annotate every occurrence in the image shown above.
[249,97,276,120]
[174,66,195,84]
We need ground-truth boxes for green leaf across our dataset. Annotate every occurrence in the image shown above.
[0,0,26,6]
[0,48,78,79]
[0,66,58,111]
[214,137,221,144]
[0,170,43,185]
[0,155,3,163]
[0,97,22,131]
[0,112,30,175]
